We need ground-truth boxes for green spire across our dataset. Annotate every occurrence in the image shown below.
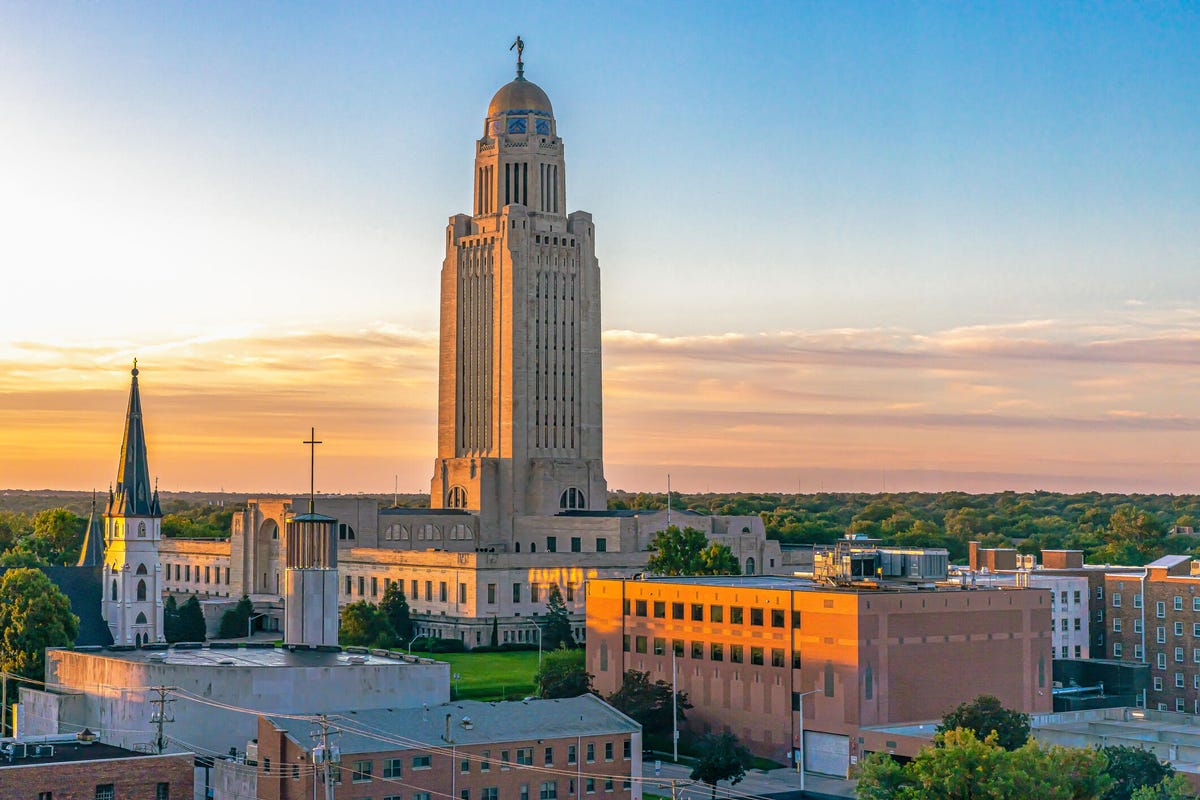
[109,361,159,518]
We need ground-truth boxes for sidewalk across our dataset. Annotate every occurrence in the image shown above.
[641,759,856,800]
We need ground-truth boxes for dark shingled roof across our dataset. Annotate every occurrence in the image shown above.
[0,566,114,648]
[106,365,161,519]
[76,493,105,567]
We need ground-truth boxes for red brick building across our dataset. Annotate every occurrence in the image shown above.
[586,575,1052,775]
[0,738,193,800]
[237,696,641,800]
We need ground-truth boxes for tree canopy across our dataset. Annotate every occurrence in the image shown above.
[606,669,690,737]
[646,526,740,576]
[218,595,254,639]
[936,695,1030,751]
[856,728,1111,800]
[1100,745,1175,800]
[690,732,753,799]
[0,568,79,681]
[379,581,414,643]
[535,648,592,698]
[339,601,397,649]
[541,584,576,650]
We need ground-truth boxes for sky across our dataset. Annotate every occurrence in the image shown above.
[1,2,1198,495]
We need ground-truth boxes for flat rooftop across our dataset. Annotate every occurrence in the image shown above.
[267,696,638,753]
[633,575,1017,594]
[0,740,167,767]
[58,645,432,669]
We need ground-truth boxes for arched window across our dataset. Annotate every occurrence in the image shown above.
[447,485,468,509]
[135,632,142,647]
[111,580,118,601]
[559,487,586,510]
[135,612,147,625]
[136,563,148,575]
[137,522,146,537]
[745,557,756,575]
[515,542,521,553]
[339,524,356,541]
[136,579,147,601]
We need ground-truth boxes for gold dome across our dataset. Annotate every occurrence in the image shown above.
[488,78,553,117]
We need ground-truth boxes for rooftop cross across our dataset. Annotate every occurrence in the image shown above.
[303,427,322,514]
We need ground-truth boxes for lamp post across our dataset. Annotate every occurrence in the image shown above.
[794,689,820,792]
[248,612,268,639]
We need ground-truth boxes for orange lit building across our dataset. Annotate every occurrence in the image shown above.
[586,573,1052,775]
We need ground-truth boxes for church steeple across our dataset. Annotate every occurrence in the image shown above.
[109,361,159,518]
[76,490,105,567]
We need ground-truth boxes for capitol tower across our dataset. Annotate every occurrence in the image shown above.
[431,41,607,540]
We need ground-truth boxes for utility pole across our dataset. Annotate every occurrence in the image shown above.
[148,686,178,754]
[311,714,341,800]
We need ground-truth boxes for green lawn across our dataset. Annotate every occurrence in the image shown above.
[419,650,542,701]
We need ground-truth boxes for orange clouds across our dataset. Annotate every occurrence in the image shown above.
[1,311,1198,494]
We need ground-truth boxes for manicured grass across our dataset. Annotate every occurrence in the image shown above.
[420,650,542,701]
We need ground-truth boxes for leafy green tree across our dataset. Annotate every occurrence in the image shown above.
[163,595,181,643]
[535,648,592,698]
[379,582,414,643]
[1101,745,1174,800]
[936,694,1030,751]
[646,526,741,576]
[606,669,690,737]
[541,584,576,650]
[218,595,254,639]
[690,731,752,800]
[490,615,499,648]
[339,601,397,648]
[0,568,79,681]
[177,595,207,642]
[1130,774,1198,800]
[30,508,85,564]
[0,546,44,568]
[856,728,1111,800]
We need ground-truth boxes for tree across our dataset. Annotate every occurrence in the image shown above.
[936,694,1030,751]
[0,568,79,681]
[339,601,397,648]
[690,732,752,800]
[1101,745,1174,800]
[541,584,576,650]
[490,615,499,648]
[177,595,207,642]
[606,669,690,737]
[29,508,85,564]
[163,595,181,643]
[379,582,414,643]
[646,525,741,577]
[1130,774,1198,800]
[218,595,254,639]
[535,648,592,698]
[856,728,1111,800]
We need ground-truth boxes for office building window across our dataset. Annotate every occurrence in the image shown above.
[1177,596,1184,611]
[672,602,684,620]
[383,759,403,778]
[1113,592,1122,607]
[352,760,373,782]
[156,785,170,800]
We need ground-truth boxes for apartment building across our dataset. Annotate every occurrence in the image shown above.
[1105,555,1200,713]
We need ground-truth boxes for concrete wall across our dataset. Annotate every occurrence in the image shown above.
[41,648,450,756]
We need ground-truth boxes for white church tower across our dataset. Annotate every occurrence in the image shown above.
[101,362,165,646]
[430,39,607,539]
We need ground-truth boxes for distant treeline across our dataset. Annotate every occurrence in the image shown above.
[5,489,1200,568]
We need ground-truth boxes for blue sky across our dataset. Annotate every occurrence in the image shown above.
[1,2,1198,492]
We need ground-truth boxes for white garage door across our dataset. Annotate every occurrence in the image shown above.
[804,731,849,778]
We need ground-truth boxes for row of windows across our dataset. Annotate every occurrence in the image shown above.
[514,538,606,555]
[165,563,229,585]
[87,785,169,800]
[342,741,632,784]
[1112,593,1200,613]
[381,522,473,541]
[623,636,796,668]
[340,577,580,607]
[625,600,794,629]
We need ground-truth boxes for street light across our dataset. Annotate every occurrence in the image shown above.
[794,688,820,792]
[248,612,268,639]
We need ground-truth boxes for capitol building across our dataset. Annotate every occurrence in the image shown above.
[143,50,785,647]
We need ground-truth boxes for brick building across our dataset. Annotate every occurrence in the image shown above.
[219,696,641,800]
[1105,555,1200,712]
[0,737,192,800]
[586,573,1052,776]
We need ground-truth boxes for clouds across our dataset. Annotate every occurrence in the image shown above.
[1,310,1198,494]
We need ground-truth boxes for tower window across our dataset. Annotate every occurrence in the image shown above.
[448,486,468,508]
[136,579,147,602]
[559,488,586,510]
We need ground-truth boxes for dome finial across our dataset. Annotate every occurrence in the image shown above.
[510,35,525,80]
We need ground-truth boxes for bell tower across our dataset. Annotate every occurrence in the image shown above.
[431,41,607,540]
[101,362,165,646]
